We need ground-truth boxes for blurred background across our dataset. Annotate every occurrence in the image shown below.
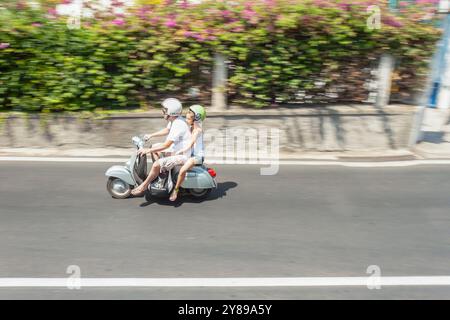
[0,0,449,158]
[0,0,442,112]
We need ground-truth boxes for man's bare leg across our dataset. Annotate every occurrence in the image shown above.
[151,152,161,163]
[131,161,161,196]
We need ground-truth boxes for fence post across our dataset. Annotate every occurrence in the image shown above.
[211,52,228,110]
[375,53,395,108]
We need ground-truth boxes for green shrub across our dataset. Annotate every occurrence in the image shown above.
[0,0,441,111]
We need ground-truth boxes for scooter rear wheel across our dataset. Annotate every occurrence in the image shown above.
[189,188,212,199]
[107,177,132,199]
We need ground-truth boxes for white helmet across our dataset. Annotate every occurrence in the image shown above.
[162,98,182,116]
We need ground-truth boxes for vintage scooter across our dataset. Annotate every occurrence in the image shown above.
[105,136,217,199]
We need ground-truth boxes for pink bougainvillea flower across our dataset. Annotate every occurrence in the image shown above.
[338,3,351,11]
[383,16,403,28]
[243,8,256,20]
[136,6,152,20]
[312,0,330,7]
[179,0,190,9]
[149,17,160,25]
[242,3,259,24]
[32,22,43,27]
[0,43,10,49]
[415,0,439,4]
[165,18,177,28]
[47,8,58,16]
[111,18,125,26]
[111,0,124,7]
[192,33,205,41]
[184,31,198,38]
[61,0,73,4]
[222,10,232,17]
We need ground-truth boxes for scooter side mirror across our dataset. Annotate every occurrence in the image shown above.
[132,136,145,149]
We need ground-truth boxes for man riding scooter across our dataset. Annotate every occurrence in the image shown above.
[131,98,192,197]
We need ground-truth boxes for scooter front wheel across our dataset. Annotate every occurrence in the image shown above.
[107,177,132,199]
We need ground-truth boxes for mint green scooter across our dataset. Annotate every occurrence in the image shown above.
[105,136,217,199]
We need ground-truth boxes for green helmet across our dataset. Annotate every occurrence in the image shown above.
[189,105,206,122]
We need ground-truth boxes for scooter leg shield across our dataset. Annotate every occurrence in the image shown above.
[105,165,136,186]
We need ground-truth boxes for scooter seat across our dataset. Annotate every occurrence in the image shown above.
[171,164,205,178]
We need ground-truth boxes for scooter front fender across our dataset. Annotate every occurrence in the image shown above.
[105,165,136,186]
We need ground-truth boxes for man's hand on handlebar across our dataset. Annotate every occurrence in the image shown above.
[138,148,150,156]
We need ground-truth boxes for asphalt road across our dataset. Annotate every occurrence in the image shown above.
[0,161,450,299]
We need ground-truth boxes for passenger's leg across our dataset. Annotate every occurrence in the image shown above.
[170,158,195,202]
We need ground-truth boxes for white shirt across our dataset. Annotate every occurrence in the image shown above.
[165,117,192,157]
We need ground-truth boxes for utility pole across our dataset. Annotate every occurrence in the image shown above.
[375,53,395,108]
[375,0,397,108]
[211,52,228,110]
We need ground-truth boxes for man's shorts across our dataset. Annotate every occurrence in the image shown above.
[157,155,188,172]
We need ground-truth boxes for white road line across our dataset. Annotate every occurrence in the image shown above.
[1,277,450,287]
[1,156,450,167]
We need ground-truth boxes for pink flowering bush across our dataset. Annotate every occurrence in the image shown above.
[0,0,441,111]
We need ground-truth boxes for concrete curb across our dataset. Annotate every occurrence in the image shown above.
[412,144,450,159]
[0,147,420,162]
[93,104,420,119]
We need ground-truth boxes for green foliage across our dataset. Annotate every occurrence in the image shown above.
[0,0,441,110]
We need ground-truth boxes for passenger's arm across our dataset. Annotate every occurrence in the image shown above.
[176,128,202,155]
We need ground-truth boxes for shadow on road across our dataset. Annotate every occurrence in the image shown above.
[139,181,238,208]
